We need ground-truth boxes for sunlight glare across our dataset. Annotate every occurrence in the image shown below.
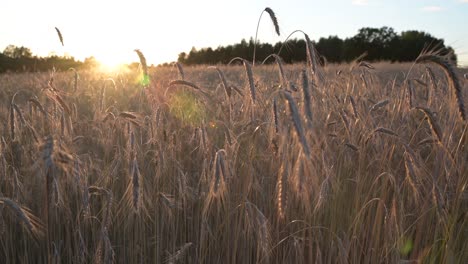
[95,55,128,73]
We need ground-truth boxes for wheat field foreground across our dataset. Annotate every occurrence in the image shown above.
[0,59,467,263]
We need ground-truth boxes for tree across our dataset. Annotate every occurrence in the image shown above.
[177,52,187,63]
[316,36,344,62]
[349,27,398,61]
[397,30,453,61]
[3,45,33,59]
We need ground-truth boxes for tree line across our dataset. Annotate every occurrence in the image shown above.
[177,27,457,65]
[0,45,99,73]
[0,26,457,73]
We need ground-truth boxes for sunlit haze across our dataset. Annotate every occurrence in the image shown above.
[1,0,468,66]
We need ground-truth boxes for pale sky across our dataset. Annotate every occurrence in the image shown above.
[1,0,467,66]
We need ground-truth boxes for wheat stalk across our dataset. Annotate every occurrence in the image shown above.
[174,62,185,80]
[349,95,359,119]
[416,53,466,121]
[165,80,211,100]
[0,197,44,241]
[282,91,311,158]
[229,57,257,105]
[301,69,313,128]
[9,104,16,141]
[211,149,228,196]
[273,98,280,134]
[55,27,64,46]
[103,112,116,123]
[403,152,420,203]
[370,99,389,112]
[276,159,289,220]
[405,80,414,109]
[166,242,193,264]
[262,54,287,87]
[134,49,149,85]
[209,66,231,98]
[130,152,138,187]
[118,112,138,120]
[314,176,331,213]
[253,7,280,65]
[415,107,443,143]
[365,127,399,144]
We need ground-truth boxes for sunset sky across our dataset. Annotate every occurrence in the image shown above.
[1,0,467,66]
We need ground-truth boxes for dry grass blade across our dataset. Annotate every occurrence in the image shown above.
[166,80,211,99]
[55,27,64,46]
[12,104,25,125]
[166,242,192,264]
[403,152,420,202]
[169,80,201,90]
[366,127,399,144]
[374,127,399,137]
[231,85,243,97]
[416,53,466,121]
[262,54,286,87]
[131,157,141,213]
[415,107,443,143]
[370,99,389,112]
[418,137,437,146]
[209,66,231,98]
[344,143,358,152]
[0,198,44,241]
[349,95,359,119]
[118,112,138,120]
[9,104,15,141]
[315,176,331,213]
[103,112,116,123]
[349,52,368,71]
[245,202,271,261]
[358,61,374,69]
[28,98,47,117]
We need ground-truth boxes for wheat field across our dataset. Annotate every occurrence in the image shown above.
[0,55,466,263]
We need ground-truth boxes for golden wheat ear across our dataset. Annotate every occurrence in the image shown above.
[55,27,64,46]
[134,49,149,77]
[416,52,466,121]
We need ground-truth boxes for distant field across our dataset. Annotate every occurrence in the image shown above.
[0,60,467,263]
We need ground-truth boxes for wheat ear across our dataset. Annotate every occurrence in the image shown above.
[301,69,313,127]
[282,91,311,158]
[416,54,466,121]
[253,7,280,65]
[55,27,64,46]
[0,198,44,241]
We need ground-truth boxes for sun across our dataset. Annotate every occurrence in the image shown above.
[95,54,130,73]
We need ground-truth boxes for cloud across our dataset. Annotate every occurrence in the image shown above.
[352,0,369,6]
[459,0,468,3]
[422,6,443,12]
